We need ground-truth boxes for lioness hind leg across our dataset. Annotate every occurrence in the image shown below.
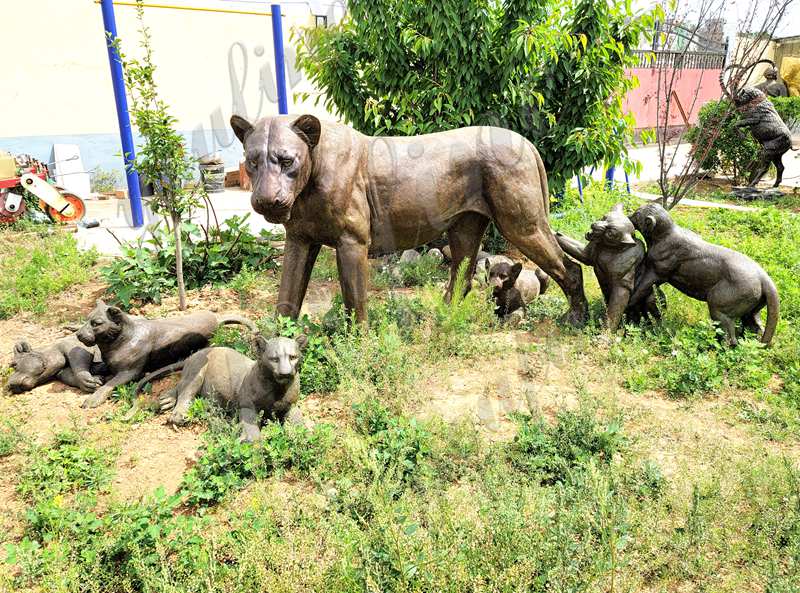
[445,212,490,302]
[498,221,588,326]
[709,308,738,347]
[742,309,764,338]
[169,362,209,426]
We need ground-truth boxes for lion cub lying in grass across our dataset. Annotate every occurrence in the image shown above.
[136,335,306,442]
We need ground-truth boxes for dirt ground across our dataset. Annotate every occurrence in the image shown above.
[2,276,798,542]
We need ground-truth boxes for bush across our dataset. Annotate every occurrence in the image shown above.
[101,215,280,307]
[296,0,658,190]
[508,407,624,484]
[372,250,448,289]
[687,96,800,184]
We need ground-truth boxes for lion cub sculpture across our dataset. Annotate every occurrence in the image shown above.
[135,335,306,442]
[557,203,663,330]
[628,203,779,346]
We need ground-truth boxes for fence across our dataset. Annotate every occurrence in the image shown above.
[631,50,726,70]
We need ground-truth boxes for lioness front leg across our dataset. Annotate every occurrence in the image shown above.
[336,237,369,323]
[277,238,320,319]
[81,368,141,408]
[239,406,262,443]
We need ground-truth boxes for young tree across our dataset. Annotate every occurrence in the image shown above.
[113,1,202,310]
[295,0,659,192]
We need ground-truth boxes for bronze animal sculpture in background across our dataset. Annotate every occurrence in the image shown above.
[556,203,663,331]
[7,335,107,394]
[136,335,306,442]
[230,114,588,327]
[720,64,794,187]
[755,66,789,98]
[486,260,549,318]
[628,203,779,346]
[76,301,256,408]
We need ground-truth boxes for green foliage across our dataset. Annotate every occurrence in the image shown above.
[17,430,114,505]
[0,231,97,319]
[686,96,800,185]
[353,399,432,485]
[372,251,448,288]
[180,412,332,507]
[90,167,121,193]
[101,215,279,307]
[0,419,23,457]
[509,407,624,483]
[295,0,658,190]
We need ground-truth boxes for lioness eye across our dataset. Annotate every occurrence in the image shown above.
[270,356,279,362]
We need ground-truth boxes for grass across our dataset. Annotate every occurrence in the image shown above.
[0,229,97,319]
[2,186,800,591]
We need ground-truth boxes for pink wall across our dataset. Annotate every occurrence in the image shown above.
[624,68,722,129]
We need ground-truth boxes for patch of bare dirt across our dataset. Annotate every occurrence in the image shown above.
[414,330,581,441]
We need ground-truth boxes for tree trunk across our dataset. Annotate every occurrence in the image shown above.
[171,210,187,311]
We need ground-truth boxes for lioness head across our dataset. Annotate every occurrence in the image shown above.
[254,335,308,385]
[7,342,46,393]
[230,114,321,224]
[76,300,126,347]
[628,203,675,240]
[586,203,637,247]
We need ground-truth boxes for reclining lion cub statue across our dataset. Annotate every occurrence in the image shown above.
[230,114,588,327]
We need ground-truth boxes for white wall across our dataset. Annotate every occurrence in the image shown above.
[2,0,341,139]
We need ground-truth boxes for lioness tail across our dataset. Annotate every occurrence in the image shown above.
[761,274,780,346]
[219,314,257,332]
[134,360,186,395]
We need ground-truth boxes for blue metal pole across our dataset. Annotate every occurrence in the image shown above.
[271,4,289,114]
[100,0,144,228]
[605,167,615,191]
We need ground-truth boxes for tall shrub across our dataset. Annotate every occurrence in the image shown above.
[295,0,659,191]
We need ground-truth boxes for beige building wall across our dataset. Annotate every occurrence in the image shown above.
[1,0,339,139]
[730,34,778,86]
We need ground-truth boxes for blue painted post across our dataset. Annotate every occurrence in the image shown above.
[100,0,144,228]
[271,4,289,114]
[604,167,615,191]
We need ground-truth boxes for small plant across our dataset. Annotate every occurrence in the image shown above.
[373,251,448,288]
[353,399,432,485]
[101,215,279,307]
[0,419,23,457]
[114,0,207,309]
[180,414,332,507]
[509,407,625,484]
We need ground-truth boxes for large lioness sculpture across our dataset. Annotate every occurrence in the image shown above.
[230,115,588,326]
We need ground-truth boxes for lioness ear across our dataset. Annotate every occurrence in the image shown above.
[484,258,491,273]
[95,299,106,307]
[291,115,321,150]
[644,215,657,234]
[509,263,523,284]
[253,334,268,355]
[106,306,124,323]
[295,334,308,351]
[14,341,31,354]
[231,115,254,144]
